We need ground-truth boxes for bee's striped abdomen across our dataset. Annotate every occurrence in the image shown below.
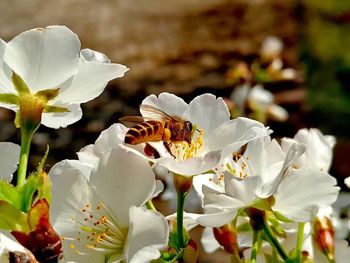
[124,120,163,145]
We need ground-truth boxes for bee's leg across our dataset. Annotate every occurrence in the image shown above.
[144,143,160,158]
[164,141,175,158]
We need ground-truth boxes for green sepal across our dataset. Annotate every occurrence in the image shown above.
[251,198,273,211]
[0,93,19,105]
[266,213,286,237]
[0,180,22,209]
[0,200,30,232]
[44,104,70,113]
[35,88,60,102]
[21,151,51,211]
[37,145,49,174]
[12,72,30,95]
[156,251,177,262]
[168,227,189,250]
[263,252,285,263]
[20,174,42,212]
[273,211,293,223]
[14,111,21,128]
[236,221,252,233]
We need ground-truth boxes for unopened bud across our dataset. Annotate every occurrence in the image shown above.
[17,94,45,130]
[11,199,63,262]
[213,224,238,255]
[174,174,193,194]
[183,239,198,263]
[313,216,335,261]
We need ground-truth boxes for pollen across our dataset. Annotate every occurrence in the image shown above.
[68,201,128,256]
[171,129,204,161]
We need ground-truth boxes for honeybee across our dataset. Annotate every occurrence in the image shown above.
[120,105,193,152]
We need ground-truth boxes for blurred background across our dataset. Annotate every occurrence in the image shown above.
[1,0,350,261]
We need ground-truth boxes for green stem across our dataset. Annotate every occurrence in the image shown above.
[250,230,261,262]
[262,220,290,261]
[295,222,305,263]
[17,126,35,187]
[146,199,156,211]
[177,190,187,248]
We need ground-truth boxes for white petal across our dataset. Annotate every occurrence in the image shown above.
[261,36,283,58]
[204,192,245,210]
[282,129,335,172]
[156,150,222,176]
[4,26,80,91]
[204,117,269,156]
[81,49,111,63]
[193,173,224,202]
[126,206,168,263]
[183,94,230,134]
[0,39,15,94]
[93,124,128,155]
[0,142,20,182]
[60,239,105,263]
[41,103,82,128]
[248,85,273,105]
[345,176,350,188]
[165,212,199,231]
[259,143,305,197]
[89,147,156,226]
[195,207,236,227]
[54,60,128,104]
[77,144,100,172]
[243,137,284,178]
[152,180,164,198]
[266,104,288,122]
[49,160,94,230]
[224,174,259,205]
[335,240,350,263]
[273,168,340,222]
[141,93,188,119]
[231,84,250,113]
[296,129,335,172]
[201,227,221,253]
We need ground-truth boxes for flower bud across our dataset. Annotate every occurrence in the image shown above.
[18,94,45,130]
[213,224,239,255]
[11,199,63,263]
[313,216,335,261]
[183,239,198,263]
[174,174,193,194]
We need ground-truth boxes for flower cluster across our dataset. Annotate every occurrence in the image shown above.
[0,25,348,263]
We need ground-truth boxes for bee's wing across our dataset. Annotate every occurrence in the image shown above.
[140,104,177,122]
[119,116,150,127]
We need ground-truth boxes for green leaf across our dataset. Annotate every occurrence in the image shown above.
[0,93,19,105]
[44,104,70,113]
[35,88,60,102]
[0,200,29,232]
[12,72,30,95]
[0,180,22,209]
